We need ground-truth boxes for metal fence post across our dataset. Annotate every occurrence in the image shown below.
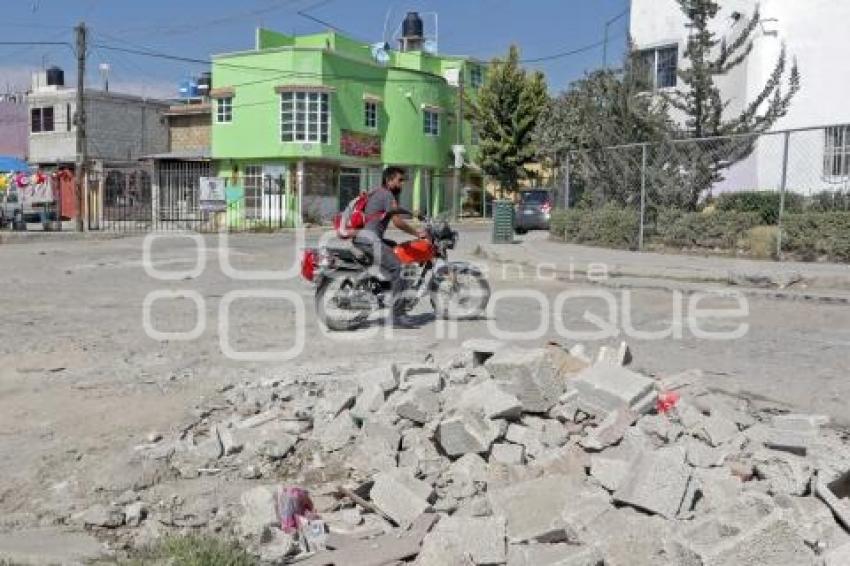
[777,131,791,260]
[639,143,647,250]
[563,153,571,210]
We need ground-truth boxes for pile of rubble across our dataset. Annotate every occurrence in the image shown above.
[79,340,850,565]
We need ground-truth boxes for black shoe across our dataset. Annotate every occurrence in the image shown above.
[391,313,419,329]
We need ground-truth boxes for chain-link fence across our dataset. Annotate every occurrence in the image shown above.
[554,125,850,255]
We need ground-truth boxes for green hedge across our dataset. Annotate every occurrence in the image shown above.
[716,191,803,224]
[658,210,762,249]
[808,190,850,212]
[550,205,639,249]
[782,212,850,262]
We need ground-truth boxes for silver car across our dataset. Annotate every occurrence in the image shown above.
[514,189,553,234]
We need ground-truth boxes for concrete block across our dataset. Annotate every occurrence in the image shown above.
[701,515,815,566]
[541,420,570,448]
[485,347,563,413]
[637,414,683,444]
[458,379,523,420]
[437,412,501,457]
[595,341,632,366]
[763,427,815,457]
[772,413,829,433]
[530,443,591,479]
[395,387,440,425]
[462,338,506,367]
[315,379,359,419]
[351,382,385,418]
[824,542,850,566]
[393,362,439,383]
[613,446,691,519]
[585,507,691,566]
[405,372,443,393]
[685,438,726,468]
[546,343,591,377]
[488,475,585,543]
[815,473,850,532]
[399,429,444,478]
[490,443,524,465]
[507,543,604,566]
[418,516,507,566]
[369,468,434,528]
[239,486,279,538]
[590,454,633,492]
[572,363,656,416]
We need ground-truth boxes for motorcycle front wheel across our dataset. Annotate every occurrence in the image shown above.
[430,266,491,320]
[315,276,376,331]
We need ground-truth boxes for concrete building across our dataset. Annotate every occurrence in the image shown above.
[0,92,29,160]
[630,0,850,194]
[211,12,484,226]
[28,67,170,169]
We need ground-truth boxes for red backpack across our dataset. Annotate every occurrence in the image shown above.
[332,190,382,239]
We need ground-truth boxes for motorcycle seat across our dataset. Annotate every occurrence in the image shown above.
[328,246,373,266]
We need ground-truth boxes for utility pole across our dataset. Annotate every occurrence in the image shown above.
[74,22,87,232]
[452,70,464,221]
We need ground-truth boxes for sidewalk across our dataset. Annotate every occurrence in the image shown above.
[477,232,850,301]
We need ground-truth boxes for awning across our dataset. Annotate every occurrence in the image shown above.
[0,156,29,172]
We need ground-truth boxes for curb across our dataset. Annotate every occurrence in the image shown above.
[477,246,850,306]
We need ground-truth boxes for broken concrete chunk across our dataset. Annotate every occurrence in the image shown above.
[613,446,691,519]
[124,502,147,527]
[315,379,359,420]
[319,410,358,453]
[546,343,591,377]
[491,442,525,465]
[485,347,563,413]
[488,475,585,543]
[457,379,523,420]
[686,438,727,468]
[351,382,385,418]
[595,341,632,366]
[824,542,850,566]
[239,486,279,538]
[393,363,439,383]
[540,420,570,448]
[369,469,434,527]
[701,515,815,566]
[437,412,501,457]
[505,424,545,460]
[581,407,636,451]
[507,543,604,566]
[815,473,850,532]
[772,413,829,433]
[753,449,813,496]
[395,387,440,425]
[572,363,656,416]
[79,504,125,528]
[696,414,740,447]
[418,516,507,566]
[586,507,694,566]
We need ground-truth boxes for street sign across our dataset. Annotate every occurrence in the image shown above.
[199,177,227,212]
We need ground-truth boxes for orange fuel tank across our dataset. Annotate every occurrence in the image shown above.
[394,239,435,264]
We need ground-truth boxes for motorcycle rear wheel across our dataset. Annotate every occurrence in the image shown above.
[315,276,375,331]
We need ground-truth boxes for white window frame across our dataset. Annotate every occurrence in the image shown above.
[423,109,440,137]
[280,91,330,144]
[825,125,850,179]
[364,100,378,129]
[30,106,55,133]
[639,45,678,91]
[216,97,233,124]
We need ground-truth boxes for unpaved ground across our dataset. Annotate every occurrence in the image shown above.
[1,228,850,543]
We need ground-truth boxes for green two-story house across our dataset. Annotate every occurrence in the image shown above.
[211,17,484,226]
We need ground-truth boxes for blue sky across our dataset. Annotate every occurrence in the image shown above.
[2,0,631,97]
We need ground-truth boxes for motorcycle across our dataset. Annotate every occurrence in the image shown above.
[300,213,491,331]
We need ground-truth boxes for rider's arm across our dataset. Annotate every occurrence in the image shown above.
[389,199,426,238]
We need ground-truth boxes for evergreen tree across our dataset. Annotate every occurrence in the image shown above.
[469,46,547,195]
[666,0,801,208]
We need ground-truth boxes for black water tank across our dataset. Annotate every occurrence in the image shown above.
[197,72,212,96]
[402,12,424,38]
[46,66,64,87]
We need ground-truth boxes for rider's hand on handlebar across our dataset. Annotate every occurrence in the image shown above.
[416,229,429,239]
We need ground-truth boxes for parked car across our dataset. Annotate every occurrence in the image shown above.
[0,188,53,227]
[514,189,553,234]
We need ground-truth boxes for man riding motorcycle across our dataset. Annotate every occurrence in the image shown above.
[352,166,427,325]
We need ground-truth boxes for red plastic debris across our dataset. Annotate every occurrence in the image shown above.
[277,486,317,533]
[656,391,681,414]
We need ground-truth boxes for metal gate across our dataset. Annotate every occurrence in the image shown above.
[99,166,153,232]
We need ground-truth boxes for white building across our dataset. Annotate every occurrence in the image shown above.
[28,67,169,168]
[630,0,850,194]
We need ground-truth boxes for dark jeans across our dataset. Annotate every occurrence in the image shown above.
[353,232,404,314]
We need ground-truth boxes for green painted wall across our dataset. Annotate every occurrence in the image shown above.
[212,29,482,170]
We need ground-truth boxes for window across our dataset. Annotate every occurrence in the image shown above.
[364,100,378,129]
[216,97,233,123]
[66,103,72,131]
[281,91,330,143]
[31,106,54,133]
[469,65,484,89]
[825,126,850,178]
[423,109,439,136]
[243,165,263,220]
[638,45,678,90]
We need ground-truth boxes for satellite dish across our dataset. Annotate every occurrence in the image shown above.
[371,42,391,65]
[423,39,437,54]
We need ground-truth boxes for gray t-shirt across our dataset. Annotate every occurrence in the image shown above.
[362,187,396,239]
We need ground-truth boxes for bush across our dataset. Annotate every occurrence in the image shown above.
[782,212,850,262]
[550,205,639,249]
[716,190,803,224]
[658,210,762,249]
[808,190,850,212]
[126,535,257,566]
